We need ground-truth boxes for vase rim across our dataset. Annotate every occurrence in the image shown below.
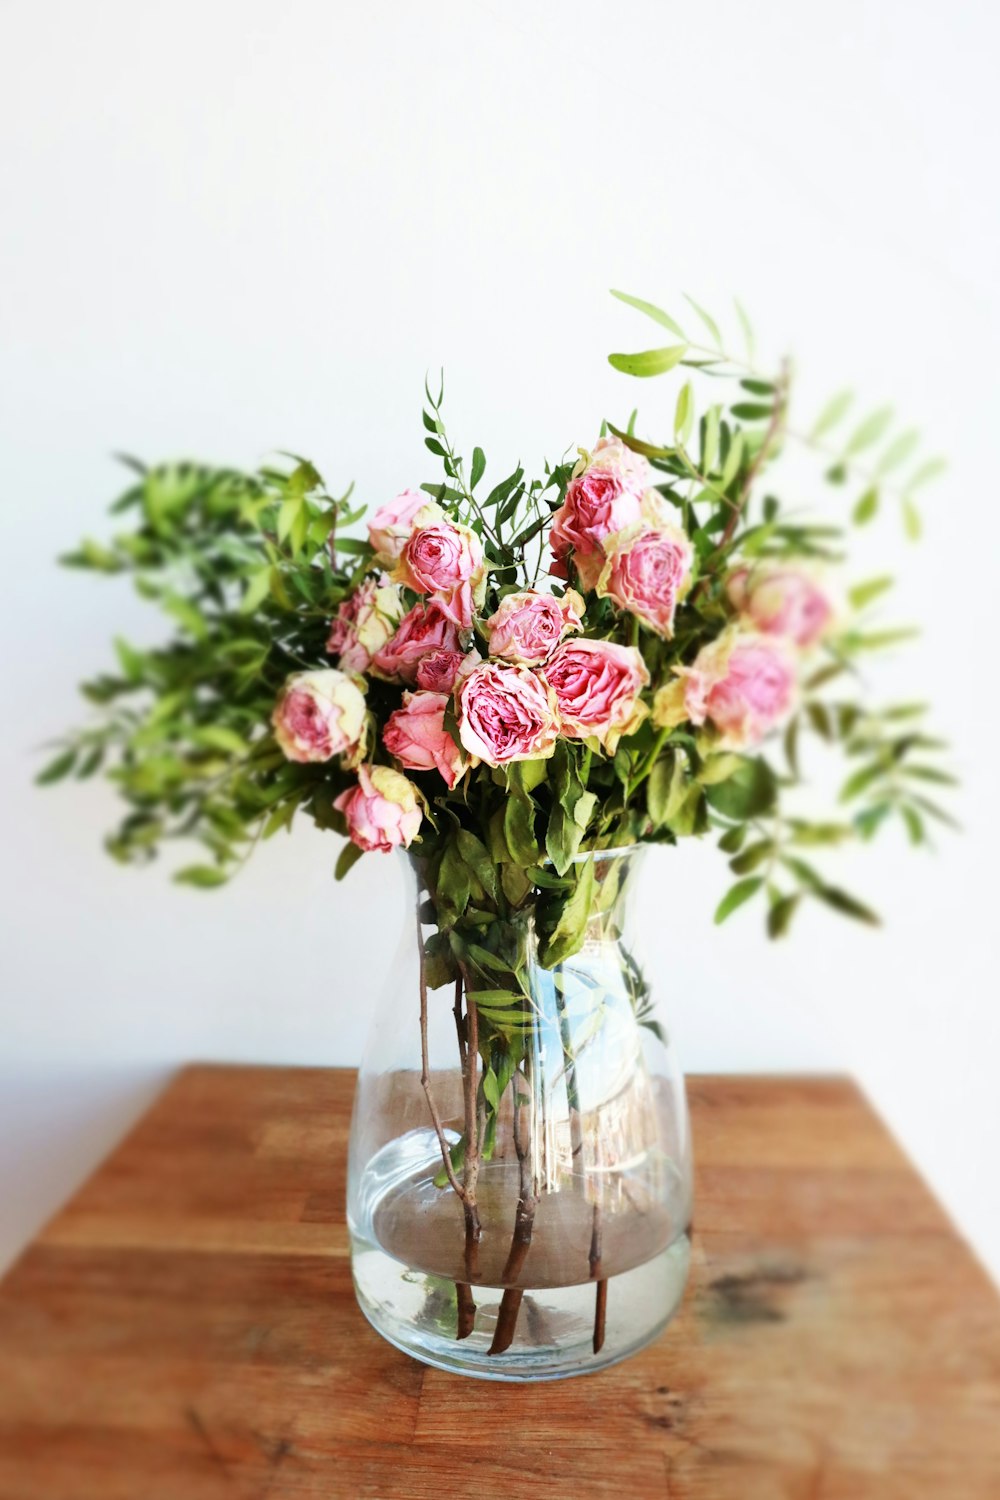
[560,843,644,865]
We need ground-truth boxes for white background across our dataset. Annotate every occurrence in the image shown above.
[1,0,998,1276]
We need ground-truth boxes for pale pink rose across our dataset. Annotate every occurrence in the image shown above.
[326,575,402,672]
[395,518,486,628]
[728,566,833,649]
[383,691,466,789]
[597,522,693,637]
[415,648,475,694]
[457,661,560,767]
[485,589,584,666]
[550,437,649,589]
[371,601,463,684]
[272,669,366,764]
[334,764,423,852]
[368,490,434,564]
[543,639,650,753]
[659,630,797,749]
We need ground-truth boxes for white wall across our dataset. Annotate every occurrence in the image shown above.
[2,0,998,1276]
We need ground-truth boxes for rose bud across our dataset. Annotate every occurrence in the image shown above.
[334,765,423,852]
[383,691,466,789]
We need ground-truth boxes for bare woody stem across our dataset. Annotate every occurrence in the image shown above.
[489,1067,538,1356]
[461,979,483,1281]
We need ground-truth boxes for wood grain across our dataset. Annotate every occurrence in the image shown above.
[0,1067,997,1499]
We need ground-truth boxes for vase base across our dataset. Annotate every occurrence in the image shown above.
[350,1233,691,1382]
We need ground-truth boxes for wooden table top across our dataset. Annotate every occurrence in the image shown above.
[0,1066,997,1500]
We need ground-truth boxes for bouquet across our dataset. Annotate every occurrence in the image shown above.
[46,290,952,948]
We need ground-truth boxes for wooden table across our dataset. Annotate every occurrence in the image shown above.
[0,1067,997,1499]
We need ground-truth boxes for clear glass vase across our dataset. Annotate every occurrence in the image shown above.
[346,846,692,1381]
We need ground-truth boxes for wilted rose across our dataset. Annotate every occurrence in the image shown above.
[597,522,693,637]
[368,490,436,564]
[334,764,423,852]
[395,518,486,628]
[383,691,466,789]
[543,639,649,753]
[485,588,584,666]
[272,669,366,763]
[415,648,476,694]
[326,575,402,672]
[550,437,650,590]
[654,629,797,749]
[728,565,833,649]
[457,661,560,767]
[371,601,463,684]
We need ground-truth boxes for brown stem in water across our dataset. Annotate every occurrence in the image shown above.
[590,1203,607,1354]
[461,979,482,1282]
[489,1069,538,1355]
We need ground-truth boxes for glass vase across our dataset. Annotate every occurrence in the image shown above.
[346,846,692,1381]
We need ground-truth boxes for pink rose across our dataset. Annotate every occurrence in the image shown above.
[326,575,402,672]
[368,489,432,564]
[457,661,560,767]
[543,640,650,753]
[272,669,366,764]
[550,437,649,589]
[657,630,796,749]
[395,518,486,628]
[383,691,466,789]
[415,648,475,694]
[334,764,423,852]
[371,601,463,684]
[728,566,833,649]
[597,522,693,637]
[485,588,584,666]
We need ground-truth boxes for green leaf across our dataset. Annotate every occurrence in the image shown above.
[609,289,687,340]
[876,429,920,475]
[504,791,538,866]
[334,841,364,881]
[852,487,879,525]
[767,892,800,938]
[174,864,228,888]
[539,858,596,968]
[456,829,499,901]
[608,346,688,378]
[470,447,486,490]
[814,886,880,926]
[682,293,723,349]
[240,566,272,614]
[810,389,853,440]
[674,382,694,444]
[717,825,746,854]
[704,757,776,820]
[844,406,893,456]
[728,841,772,875]
[904,456,946,493]
[848,576,894,611]
[482,1067,501,1110]
[730,402,772,421]
[714,877,763,925]
[902,496,922,540]
[35,748,77,785]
